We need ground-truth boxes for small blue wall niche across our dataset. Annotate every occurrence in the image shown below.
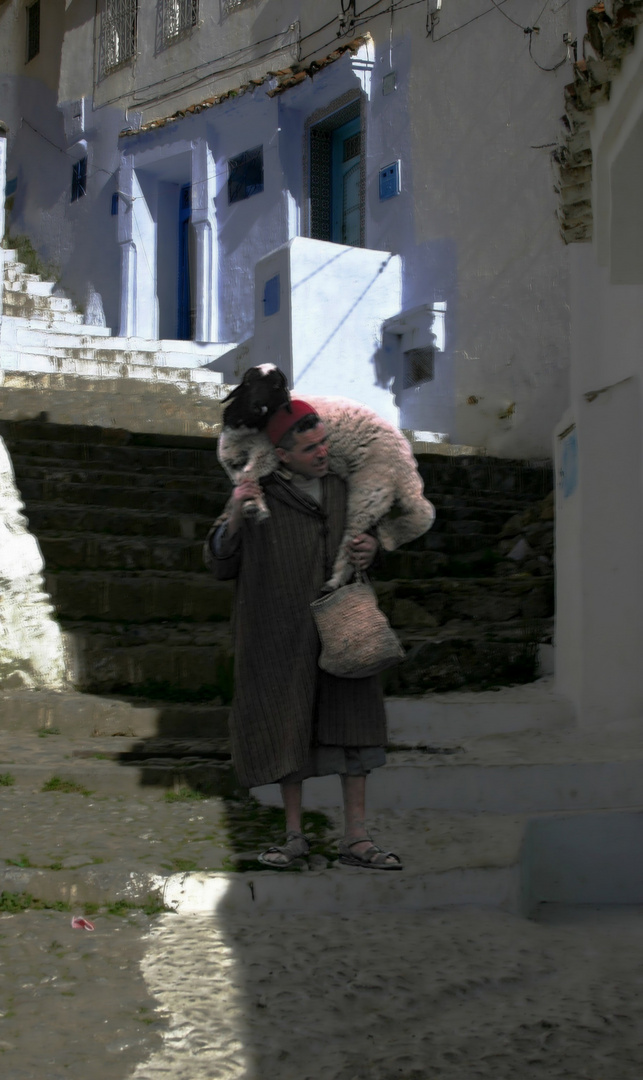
[263,274,280,316]
[379,161,401,201]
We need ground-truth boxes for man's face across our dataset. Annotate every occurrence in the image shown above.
[276,423,329,478]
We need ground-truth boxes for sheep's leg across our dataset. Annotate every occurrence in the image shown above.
[324,474,395,591]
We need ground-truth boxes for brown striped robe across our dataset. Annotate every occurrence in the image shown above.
[204,471,387,788]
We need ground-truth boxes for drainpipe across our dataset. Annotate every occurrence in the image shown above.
[0,124,7,324]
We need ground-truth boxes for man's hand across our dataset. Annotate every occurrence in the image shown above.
[228,478,263,534]
[348,533,378,572]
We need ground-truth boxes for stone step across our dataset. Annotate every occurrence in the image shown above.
[62,621,233,697]
[16,477,228,515]
[47,570,233,622]
[44,570,551,627]
[416,457,552,498]
[0,373,230,438]
[2,248,18,263]
[11,461,230,493]
[20,501,214,539]
[38,533,214,572]
[376,576,553,627]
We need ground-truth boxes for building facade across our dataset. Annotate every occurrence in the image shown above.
[1,0,573,451]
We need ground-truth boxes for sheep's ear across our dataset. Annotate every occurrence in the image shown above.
[221,385,242,404]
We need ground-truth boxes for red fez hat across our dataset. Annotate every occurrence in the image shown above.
[266,399,318,446]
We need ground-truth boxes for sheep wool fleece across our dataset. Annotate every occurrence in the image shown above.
[205,472,387,789]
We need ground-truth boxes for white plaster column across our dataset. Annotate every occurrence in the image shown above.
[118,154,136,337]
[119,241,137,338]
[191,140,218,342]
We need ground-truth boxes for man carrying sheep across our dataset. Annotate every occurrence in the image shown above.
[205,399,402,870]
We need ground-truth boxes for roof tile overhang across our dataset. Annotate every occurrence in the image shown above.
[554,0,643,243]
[119,36,369,140]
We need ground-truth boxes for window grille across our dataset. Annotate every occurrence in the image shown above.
[26,0,40,63]
[403,347,434,389]
[100,0,137,75]
[71,158,87,203]
[228,147,264,204]
[163,0,198,42]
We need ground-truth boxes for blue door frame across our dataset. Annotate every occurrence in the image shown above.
[178,183,192,340]
[331,116,361,246]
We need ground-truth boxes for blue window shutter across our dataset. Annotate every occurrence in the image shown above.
[379,161,401,201]
[263,274,280,317]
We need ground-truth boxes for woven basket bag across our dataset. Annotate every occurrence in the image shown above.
[310,573,405,679]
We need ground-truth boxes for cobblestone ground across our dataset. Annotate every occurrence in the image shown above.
[1,905,642,1079]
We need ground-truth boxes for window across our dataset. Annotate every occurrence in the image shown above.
[26,0,40,62]
[100,0,137,75]
[162,0,198,42]
[222,0,250,13]
[228,146,264,204]
[71,158,87,203]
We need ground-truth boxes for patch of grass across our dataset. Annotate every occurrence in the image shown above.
[37,727,61,738]
[42,776,92,796]
[222,796,336,869]
[6,233,60,282]
[162,858,198,874]
[105,898,169,917]
[0,891,71,914]
[164,787,210,803]
[83,903,99,917]
[0,774,15,787]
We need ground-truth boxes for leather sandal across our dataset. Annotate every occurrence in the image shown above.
[338,836,403,870]
[258,830,310,868]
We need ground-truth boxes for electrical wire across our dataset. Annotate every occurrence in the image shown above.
[488,0,568,72]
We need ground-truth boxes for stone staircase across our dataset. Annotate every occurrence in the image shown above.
[0,417,555,707]
[0,247,235,435]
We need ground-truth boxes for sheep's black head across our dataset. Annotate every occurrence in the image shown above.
[222,365,291,429]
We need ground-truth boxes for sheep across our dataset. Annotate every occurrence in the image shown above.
[217,365,435,590]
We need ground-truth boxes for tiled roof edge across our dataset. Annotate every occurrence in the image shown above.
[119,35,369,139]
[554,0,643,244]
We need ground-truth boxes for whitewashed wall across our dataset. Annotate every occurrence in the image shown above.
[1,0,573,455]
[554,17,643,726]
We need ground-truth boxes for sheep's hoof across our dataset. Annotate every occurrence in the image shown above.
[242,501,270,522]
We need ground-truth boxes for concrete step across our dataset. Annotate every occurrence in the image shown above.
[375,576,553,627]
[47,570,233,622]
[2,292,75,315]
[3,277,56,296]
[1,351,227,384]
[1,315,113,339]
[2,248,18,263]
[386,679,574,743]
[252,723,643,814]
[0,688,231,737]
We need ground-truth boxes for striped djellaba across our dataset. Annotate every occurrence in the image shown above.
[204,472,387,788]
